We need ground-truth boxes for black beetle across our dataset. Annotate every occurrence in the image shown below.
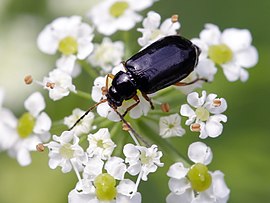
[106,35,201,113]
[69,35,201,131]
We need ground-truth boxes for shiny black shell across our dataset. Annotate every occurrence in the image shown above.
[125,35,200,94]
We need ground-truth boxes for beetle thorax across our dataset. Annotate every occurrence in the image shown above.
[106,71,137,107]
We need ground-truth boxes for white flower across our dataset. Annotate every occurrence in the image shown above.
[0,89,18,151]
[88,37,125,73]
[43,69,76,101]
[88,0,156,35]
[47,131,87,173]
[159,113,185,138]
[69,156,140,203]
[91,64,151,121]
[180,90,227,139]
[87,128,116,160]
[64,108,95,136]
[37,16,94,75]
[123,144,164,181]
[166,142,230,203]
[192,23,258,82]
[0,92,52,166]
[68,178,141,203]
[138,11,180,47]
[83,156,127,181]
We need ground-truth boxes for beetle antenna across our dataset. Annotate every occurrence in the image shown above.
[113,109,150,147]
[69,99,107,131]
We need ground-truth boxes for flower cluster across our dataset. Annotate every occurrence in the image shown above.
[43,128,163,202]
[0,1,259,203]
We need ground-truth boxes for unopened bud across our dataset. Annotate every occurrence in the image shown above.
[161,103,170,112]
[191,123,201,132]
[46,82,55,89]
[171,14,179,23]
[36,143,45,152]
[24,75,33,85]
[213,99,222,107]
[122,123,130,131]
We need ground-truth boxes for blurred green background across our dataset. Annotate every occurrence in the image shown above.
[0,0,270,202]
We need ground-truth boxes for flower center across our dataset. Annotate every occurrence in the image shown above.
[187,163,212,192]
[94,173,117,201]
[17,112,35,138]
[150,29,162,40]
[195,107,210,121]
[97,139,104,148]
[140,151,152,165]
[58,36,78,55]
[59,143,74,159]
[109,1,129,18]
[208,44,233,65]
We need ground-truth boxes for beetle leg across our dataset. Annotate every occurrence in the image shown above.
[141,92,154,110]
[122,95,140,117]
[174,78,208,86]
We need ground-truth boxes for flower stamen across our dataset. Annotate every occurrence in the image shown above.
[24,75,33,85]
[213,99,222,107]
[191,123,201,132]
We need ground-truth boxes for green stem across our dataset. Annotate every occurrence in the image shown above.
[72,90,92,100]
[79,60,99,78]
[138,117,191,165]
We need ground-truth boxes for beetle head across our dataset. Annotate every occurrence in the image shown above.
[106,71,137,107]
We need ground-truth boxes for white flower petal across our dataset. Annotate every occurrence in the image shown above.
[83,157,104,181]
[210,170,230,200]
[123,143,140,158]
[221,28,252,52]
[24,92,45,117]
[68,189,98,203]
[17,148,31,166]
[168,178,191,195]
[37,26,59,54]
[188,142,213,165]
[167,162,188,179]
[105,156,126,180]
[240,68,249,82]
[221,62,241,82]
[56,55,77,75]
[180,104,195,118]
[33,112,52,135]
[205,116,226,138]
[187,91,206,108]
[235,46,258,68]
[195,58,217,82]
[166,191,193,203]
[199,24,221,45]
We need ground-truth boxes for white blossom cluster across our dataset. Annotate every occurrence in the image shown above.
[44,128,163,203]
[0,1,260,202]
